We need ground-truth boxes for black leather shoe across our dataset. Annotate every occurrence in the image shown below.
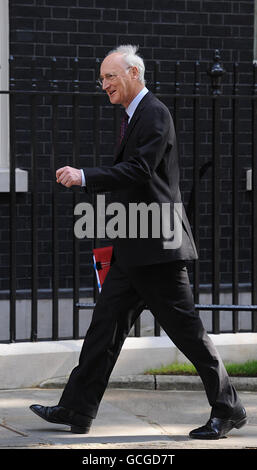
[189,407,247,440]
[30,404,92,434]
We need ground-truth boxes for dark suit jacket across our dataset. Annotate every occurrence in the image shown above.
[83,91,198,266]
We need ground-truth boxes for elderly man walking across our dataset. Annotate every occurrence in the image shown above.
[30,45,247,440]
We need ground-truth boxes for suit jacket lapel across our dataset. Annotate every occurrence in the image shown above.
[113,91,153,163]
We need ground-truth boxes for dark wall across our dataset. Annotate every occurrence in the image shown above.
[10,1,254,63]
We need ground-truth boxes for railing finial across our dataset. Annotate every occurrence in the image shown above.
[207,49,226,95]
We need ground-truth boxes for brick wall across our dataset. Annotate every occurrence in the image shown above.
[1,0,254,295]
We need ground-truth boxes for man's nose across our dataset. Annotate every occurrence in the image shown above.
[102,78,110,90]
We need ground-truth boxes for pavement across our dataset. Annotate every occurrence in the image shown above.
[0,376,257,454]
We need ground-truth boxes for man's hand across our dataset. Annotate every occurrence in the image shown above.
[56,166,82,188]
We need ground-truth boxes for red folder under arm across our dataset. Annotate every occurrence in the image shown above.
[93,246,113,292]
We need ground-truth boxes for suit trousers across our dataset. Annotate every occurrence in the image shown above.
[58,260,242,419]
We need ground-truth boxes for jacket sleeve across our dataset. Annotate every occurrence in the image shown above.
[83,104,173,194]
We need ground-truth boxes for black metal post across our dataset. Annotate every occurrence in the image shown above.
[232,62,239,333]
[207,50,225,333]
[93,93,101,304]
[72,58,80,339]
[193,61,200,304]
[152,61,161,336]
[50,57,59,340]
[31,57,38,341]
[252,63,257,332]
[9,56,16,342]
[154,60,160,94]
[174,61,181,135]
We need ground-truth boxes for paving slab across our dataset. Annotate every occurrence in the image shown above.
[0,388,256,451]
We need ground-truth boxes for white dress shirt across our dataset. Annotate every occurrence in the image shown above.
[81,87,149,186]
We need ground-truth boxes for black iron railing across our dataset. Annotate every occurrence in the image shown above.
[1,50,257,343]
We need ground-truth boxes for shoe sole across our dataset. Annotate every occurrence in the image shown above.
[234,416,248,429]
[30,405,90,434]
[70,425,91,434]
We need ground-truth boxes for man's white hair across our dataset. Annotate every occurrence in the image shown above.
[107,45,145,85]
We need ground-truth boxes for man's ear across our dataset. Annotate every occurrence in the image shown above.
[131,66,139,80]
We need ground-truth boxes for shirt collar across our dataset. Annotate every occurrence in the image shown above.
[125,87,149,122]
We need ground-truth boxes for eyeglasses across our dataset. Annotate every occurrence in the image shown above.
[97,67,132,87]
[97,73,118,87]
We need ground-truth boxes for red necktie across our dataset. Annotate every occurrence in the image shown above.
[119,112,129,145]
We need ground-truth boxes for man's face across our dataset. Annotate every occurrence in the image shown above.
[100,53,140,108]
